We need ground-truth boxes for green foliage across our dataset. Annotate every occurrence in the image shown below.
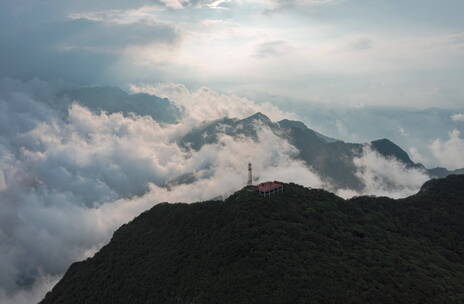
[41,175,464,304]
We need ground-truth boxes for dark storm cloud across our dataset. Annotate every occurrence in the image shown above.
[0,1,180,84]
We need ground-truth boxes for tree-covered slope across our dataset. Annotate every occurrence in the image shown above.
[41,175,464,304]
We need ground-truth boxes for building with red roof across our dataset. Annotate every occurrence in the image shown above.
[253,181,284,197]
[246,163,283,196]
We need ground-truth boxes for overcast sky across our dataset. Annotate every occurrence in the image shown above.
[2,0,464,107]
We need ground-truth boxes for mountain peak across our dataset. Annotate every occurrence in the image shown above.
[242,112,272,123]
[278,119,308,130]
[371,138,395,145]
[370,138,414,166]
[278,119,340,143]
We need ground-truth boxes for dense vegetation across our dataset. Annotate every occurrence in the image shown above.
[41,175,464,304]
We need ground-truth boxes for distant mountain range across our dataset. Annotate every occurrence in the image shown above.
[179,112,464,190]
[54,86,181,124]
[50,86,463,191]
[40,175,464,304]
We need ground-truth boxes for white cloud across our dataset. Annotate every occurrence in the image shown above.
[3,1,464,108]
[129,83,298,122]
[451,113,464,122]
[430,129,464,170]
[0,79,459,304]
[0,79,312,303]
[159,0,232,9]
[160,0,185,9]
[338,146,430,199]
[69,6,165,25]
[408,147,426,164]
[205,0,233,9]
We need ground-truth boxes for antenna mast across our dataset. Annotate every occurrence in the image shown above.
[248,162,253,185]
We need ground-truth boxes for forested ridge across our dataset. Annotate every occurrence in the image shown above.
[41,175,464,304]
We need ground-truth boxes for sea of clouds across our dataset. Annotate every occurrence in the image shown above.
[1,78,463,303]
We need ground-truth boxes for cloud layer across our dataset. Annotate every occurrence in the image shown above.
[2,1,464,107]
[337,146,430,199]
[0,1,180,83]
[0,79,461,303]
[0,79,313,303]
[430,129,464,170]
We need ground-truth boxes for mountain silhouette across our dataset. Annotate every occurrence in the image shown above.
[180,112,460,190]
[54,86,181,123]
[41,175,464,304]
